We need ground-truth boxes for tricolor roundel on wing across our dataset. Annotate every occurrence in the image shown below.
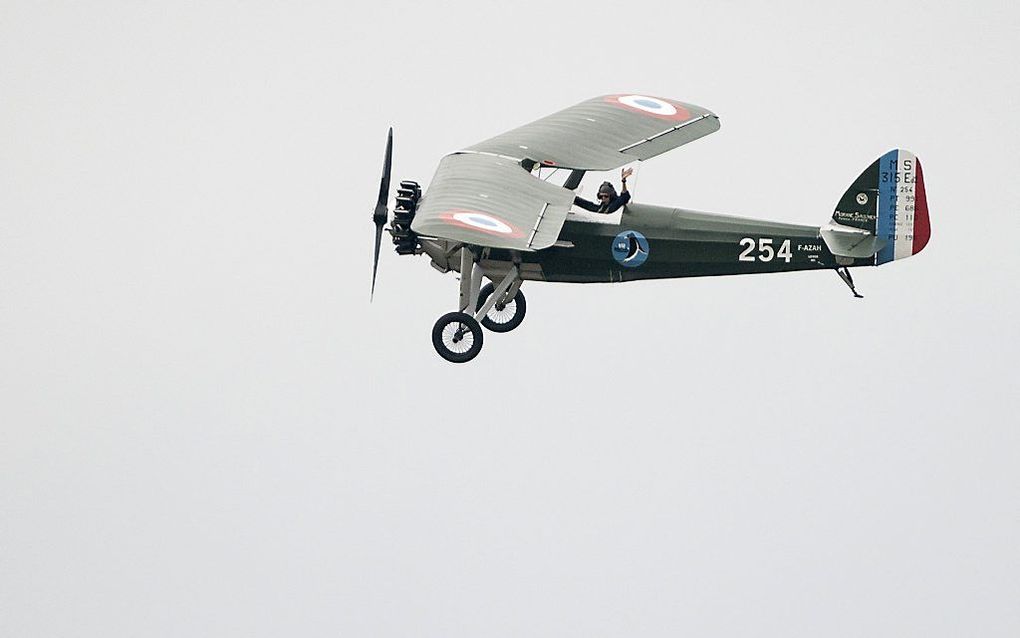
[438,209,525,238]
[604,94,692,121]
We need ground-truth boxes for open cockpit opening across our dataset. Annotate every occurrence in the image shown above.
[529,162,642,224]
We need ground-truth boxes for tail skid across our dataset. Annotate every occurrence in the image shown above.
[836,266,864,298]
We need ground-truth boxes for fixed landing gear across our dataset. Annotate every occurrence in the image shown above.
[476,281,526,333]
[432,312,483,363]
[430,247,524,363]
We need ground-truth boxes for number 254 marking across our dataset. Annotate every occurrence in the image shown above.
[739,237,792,263]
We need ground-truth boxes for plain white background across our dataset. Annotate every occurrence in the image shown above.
[2,1,1018,636]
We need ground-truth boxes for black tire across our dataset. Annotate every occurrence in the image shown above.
[475,282,526,333]
[431,312,483,363]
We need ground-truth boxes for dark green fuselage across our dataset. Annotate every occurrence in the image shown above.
[458,202,870,283]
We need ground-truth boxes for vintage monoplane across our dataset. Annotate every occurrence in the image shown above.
[371,94,930,362]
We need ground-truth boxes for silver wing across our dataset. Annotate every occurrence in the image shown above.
[412,94,720,250]
[467,94,719,170]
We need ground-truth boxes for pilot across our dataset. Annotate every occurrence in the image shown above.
[574,167,633,214]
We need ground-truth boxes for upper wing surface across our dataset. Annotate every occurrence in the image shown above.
[411,152,575,251]
[466,94,720,170]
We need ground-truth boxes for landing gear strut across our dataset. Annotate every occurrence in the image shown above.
[430,247,524,362]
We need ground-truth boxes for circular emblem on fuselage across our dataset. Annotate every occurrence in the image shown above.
[856,192,869,205]
[438,209,524,238]
[612,230,650,268]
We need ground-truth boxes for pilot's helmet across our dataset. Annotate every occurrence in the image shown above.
[598,181,617,199]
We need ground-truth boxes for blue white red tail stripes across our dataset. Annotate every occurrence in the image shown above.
[875,150,930,265]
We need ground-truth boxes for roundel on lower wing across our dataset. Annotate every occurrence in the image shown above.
[612,230,650,268]
[605,94,691,121]
[438,209,524,238]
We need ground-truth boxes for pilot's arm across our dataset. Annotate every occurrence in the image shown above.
[604,168,633,213]
[604,191,631,213]
[573,196,601,212]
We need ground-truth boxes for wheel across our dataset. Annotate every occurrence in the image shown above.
[475,282,527,333]
[431,312,483,363]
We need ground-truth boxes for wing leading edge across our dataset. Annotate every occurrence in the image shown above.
[466,94,720,171]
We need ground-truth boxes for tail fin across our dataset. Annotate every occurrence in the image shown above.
[821,149,930,265]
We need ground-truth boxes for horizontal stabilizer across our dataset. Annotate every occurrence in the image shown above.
[820,223,879,259]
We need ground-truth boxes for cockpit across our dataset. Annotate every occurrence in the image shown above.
[529,162,641,224]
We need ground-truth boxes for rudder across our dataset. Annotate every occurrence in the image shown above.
[826,149,930,265]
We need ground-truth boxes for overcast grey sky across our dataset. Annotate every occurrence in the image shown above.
[2,1,1019,636]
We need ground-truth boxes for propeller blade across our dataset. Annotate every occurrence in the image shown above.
[371,128,393,301]
[374,127,392,225]
[371,221,384,301]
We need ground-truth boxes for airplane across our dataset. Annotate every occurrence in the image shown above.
[371,94,930,363]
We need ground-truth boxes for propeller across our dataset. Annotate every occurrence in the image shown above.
[371,127,393,300]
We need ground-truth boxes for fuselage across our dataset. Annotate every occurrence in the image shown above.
[423,202,870,283]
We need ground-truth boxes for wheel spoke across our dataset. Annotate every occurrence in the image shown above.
[475,284,524,335]
[488,299,516,324]
[442,322,474,353]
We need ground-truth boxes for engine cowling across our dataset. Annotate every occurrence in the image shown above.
[391,180,421,255]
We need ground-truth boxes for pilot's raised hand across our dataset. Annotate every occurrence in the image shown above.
[620,167,633,192]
